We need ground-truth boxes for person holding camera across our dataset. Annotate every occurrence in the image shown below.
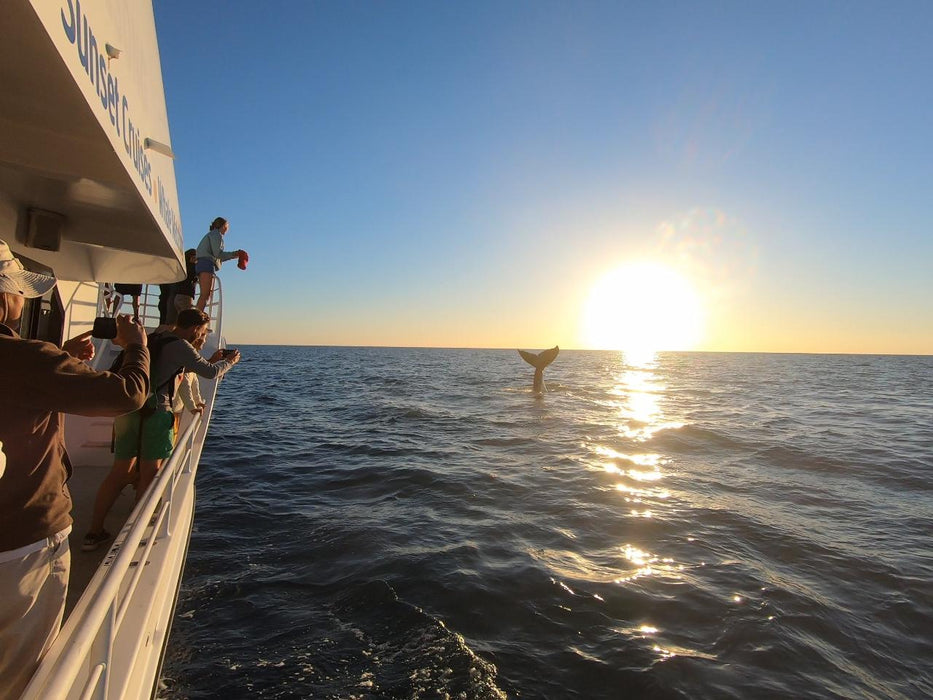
[85,308,240,549]
[0,240,150,697]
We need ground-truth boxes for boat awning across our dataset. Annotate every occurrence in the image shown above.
[0,0,185,283]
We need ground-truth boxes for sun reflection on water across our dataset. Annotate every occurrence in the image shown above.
[593,445,667,483]
[615,484,671,501]
[615,543,684,584]
[574,352,717,667]
[585,352,689,590]
[615,623,717,663]
[585,354,674,492]
[607,352,683,442]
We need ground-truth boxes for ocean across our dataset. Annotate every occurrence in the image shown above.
[161,348,933,699]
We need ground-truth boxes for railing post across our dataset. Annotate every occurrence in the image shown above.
[86,599,116,700]
[183,419,197,474]
[154,496,171,540]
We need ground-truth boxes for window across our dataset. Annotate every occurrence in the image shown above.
[21,287,64,345]
[15,253,63,345]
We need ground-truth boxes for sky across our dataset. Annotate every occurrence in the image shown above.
[152,1,932,354]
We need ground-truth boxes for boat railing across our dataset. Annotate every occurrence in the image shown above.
[204,276,224,346]
[98,277,224,345]
[22,279,227,699]
[102,285,161,327]
[22,413,202,699]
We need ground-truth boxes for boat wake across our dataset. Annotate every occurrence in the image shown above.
[165,578,506,699]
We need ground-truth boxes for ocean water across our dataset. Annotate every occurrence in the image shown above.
[162,348,933,699]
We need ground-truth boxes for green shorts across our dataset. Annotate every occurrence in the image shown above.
[113,403,175,460]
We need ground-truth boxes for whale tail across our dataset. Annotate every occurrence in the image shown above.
[518,346,559,392]
[518,346,560,370]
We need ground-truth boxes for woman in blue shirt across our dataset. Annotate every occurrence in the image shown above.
[195,217,242,312]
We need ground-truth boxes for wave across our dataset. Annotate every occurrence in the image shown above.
[166,576,506,699]
[164,348,933,700]
[652,424,752,453]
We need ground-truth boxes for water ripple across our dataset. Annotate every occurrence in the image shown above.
[164,349,933,699]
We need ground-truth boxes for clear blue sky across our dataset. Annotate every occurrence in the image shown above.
[153,0,932,353]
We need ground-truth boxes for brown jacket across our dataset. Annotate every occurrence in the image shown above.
[0,325,150,551]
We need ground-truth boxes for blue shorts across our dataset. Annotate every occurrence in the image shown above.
[195,258,216,275]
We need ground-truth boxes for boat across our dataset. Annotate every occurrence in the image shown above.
[1,2,222,697]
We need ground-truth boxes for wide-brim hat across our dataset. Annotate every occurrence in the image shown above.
[0,239,57,298]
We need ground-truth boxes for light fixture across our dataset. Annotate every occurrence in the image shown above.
[144,138,175,159]
[105,44,122,59]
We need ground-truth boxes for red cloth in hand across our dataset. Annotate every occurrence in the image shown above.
[237,250,249,270]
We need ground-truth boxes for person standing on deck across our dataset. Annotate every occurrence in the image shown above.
[0,240,150,698]
[113,283,143,322]
[195,217,244,312]
[84,309,240,550]
[157,283,174,325]
[169,248,198,324]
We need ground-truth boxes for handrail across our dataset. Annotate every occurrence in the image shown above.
[23,414,202,699]
[206,275,224,346]
[93,279,225,371]
[101,283,181,329]
[23,279,227,699]
[137,277,224,347]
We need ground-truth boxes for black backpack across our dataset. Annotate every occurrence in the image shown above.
[109,331,184,414]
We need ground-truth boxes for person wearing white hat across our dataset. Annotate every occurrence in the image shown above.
[0,239,152,697]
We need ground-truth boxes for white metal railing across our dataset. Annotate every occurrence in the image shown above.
[22,414,202,699]
[102,279,223,332]
[203,276,224,345]
[22,279,227,699]
[96,277,224,355]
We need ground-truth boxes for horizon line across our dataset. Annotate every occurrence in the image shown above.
[221,343,933,358]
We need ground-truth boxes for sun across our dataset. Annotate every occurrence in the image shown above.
[582,262,704,354]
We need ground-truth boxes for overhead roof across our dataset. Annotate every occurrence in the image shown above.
[0,0,184,283]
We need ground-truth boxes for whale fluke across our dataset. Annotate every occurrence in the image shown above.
[518,346,559,392]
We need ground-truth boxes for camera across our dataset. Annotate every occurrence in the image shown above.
[91,317,117,339]
[222,347,237,357]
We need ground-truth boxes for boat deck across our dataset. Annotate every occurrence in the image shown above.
[21,280,221,698]
[65,465,137,617]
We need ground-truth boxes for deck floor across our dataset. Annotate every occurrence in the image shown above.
[66,465,137,617]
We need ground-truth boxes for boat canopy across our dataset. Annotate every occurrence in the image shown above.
[0,0,184,283]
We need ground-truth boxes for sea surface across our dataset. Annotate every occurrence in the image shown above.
[162,348,933,699]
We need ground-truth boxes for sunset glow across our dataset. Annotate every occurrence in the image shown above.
[582,262,703,353]
[149,3,932,355]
